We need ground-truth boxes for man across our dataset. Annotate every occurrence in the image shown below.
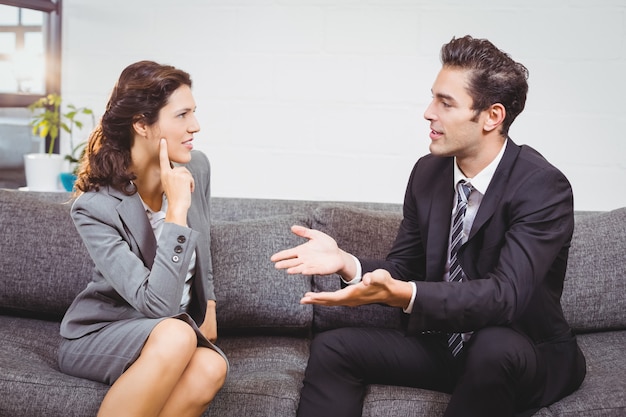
[271,35,586,417]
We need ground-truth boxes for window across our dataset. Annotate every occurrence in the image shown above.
[0,0,61,107]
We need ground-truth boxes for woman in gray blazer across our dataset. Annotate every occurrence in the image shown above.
[58,61,228,417]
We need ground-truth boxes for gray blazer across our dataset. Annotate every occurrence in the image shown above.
[60,151,214,339]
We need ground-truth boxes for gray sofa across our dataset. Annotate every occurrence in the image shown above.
[0,188,624,417]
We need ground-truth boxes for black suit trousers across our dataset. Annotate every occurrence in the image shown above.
[296,326,545,417]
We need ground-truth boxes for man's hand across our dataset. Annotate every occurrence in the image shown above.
[301,269,413,309]
[160,138,194,225]
[271,225,356,279]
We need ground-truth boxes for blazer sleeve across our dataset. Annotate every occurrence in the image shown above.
[71,191,200,318]
[186,150,216,302]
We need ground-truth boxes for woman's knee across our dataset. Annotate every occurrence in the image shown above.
[198,348,228,384]
[143,319,197,361]
[187,348,228,403]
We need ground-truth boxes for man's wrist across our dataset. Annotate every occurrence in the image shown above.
[340,254,362,285]
[403,281,417,313]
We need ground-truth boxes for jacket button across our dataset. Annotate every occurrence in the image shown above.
[177,235,186,243]
[172,255,180,263]
[174,245,183,254]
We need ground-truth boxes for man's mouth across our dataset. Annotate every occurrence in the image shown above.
[430,128,443,139]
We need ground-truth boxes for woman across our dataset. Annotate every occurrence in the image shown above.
[58,61,228,417]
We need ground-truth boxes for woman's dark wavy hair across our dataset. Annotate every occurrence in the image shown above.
[441,35,529,136]
[74,60,192,195]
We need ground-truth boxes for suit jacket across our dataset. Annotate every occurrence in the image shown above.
[361,139,586,404]
[60,150,214,339]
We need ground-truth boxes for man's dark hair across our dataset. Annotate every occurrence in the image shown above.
[441,35,529,136]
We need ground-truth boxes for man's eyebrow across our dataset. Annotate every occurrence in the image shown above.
[432,91,456,103]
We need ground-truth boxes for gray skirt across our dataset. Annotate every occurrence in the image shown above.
[58,313,228,385]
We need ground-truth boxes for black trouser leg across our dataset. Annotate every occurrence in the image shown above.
[297,327,455,417]
[444,327,544,417]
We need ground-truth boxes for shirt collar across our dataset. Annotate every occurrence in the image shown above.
[139,193,168,224]
[453,139,507,195]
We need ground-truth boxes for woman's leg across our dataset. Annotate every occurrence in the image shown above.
[157,347,228,417]
[96,318,199,417]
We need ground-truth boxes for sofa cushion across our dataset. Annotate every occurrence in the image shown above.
[310,204,405,332]
[546,331,626,416]
[0,316,106,417]
[206,335,309,417]
[562,208,626,332]
[362,384,450,417]
[0,190,91,319]
[211,197,321,221]
[211,214,313,335]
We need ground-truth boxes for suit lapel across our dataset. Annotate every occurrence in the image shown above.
[111,187,158,269]
[469,139,520,238]
[426,159,455,282]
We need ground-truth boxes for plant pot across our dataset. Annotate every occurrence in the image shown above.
[23,153,64,191]
[60,172,78,192]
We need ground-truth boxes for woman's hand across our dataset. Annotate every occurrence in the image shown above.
[160,138,194,226]
[199,300,218,342]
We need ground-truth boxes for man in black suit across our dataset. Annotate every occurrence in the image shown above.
[271,35,586,417]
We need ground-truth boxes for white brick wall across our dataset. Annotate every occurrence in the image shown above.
[61,0,626,210]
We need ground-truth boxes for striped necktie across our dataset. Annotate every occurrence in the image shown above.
[448,180,472,357]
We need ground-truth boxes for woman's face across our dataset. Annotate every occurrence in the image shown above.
[147,84,200,164]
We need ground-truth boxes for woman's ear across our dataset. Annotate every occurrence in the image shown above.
[132,115,149,138]
[484,103,506,133]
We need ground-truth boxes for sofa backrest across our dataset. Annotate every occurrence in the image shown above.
[211,214,314,336]
[1,189,624,336]
[0,190,92,320]
[561,207,626,332]
[310,204,406,333]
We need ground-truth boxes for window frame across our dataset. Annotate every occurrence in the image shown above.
[0,0,62,107]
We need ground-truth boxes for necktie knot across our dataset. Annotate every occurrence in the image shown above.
[457,181,472,204]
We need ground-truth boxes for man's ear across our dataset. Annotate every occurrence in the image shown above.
[483,103,506,132]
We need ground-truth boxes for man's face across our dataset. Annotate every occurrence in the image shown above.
[424,66,486,160]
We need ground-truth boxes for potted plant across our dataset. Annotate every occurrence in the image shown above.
[59,103,94,191]
[26,93,93,191]
[59,140,87,191]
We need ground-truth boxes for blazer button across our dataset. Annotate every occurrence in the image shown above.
[177,235,186,243]
[174,245,183,254]
[172,255,180,263]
